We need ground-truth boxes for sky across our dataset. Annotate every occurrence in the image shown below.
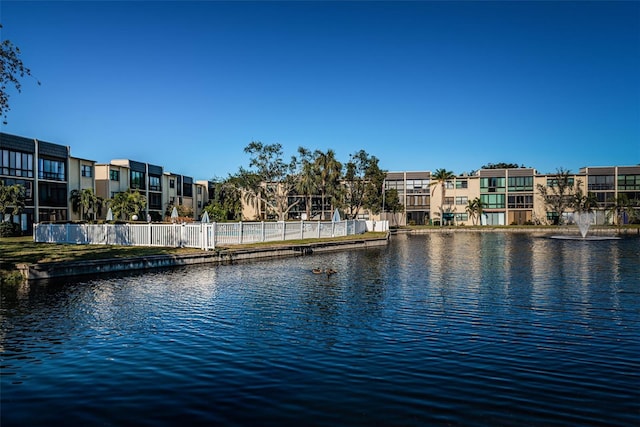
[1,1,639,180]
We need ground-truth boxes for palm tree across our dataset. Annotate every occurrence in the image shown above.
[430,168,455,226]
[70,188,103,221]
[296,147,319,220]
[606,194,632,229]
[465,197,484,225]
[314,149,342,220]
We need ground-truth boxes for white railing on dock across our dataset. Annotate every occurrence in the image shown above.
[33,219,379,250]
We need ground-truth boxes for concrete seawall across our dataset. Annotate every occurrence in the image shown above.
[17,236,390,281]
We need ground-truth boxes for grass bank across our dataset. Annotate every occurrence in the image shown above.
[0,232,388,284]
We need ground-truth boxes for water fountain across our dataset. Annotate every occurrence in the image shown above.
[551,211,620,240]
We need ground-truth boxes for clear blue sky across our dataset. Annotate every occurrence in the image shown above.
[2,1,639,180]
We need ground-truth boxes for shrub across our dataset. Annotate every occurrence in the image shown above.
[0,221,21,237]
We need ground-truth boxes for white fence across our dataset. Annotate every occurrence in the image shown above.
[33,220,373,250]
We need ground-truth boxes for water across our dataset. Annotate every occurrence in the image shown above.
[2,233,639,426]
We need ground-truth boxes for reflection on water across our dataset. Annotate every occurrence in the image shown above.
[1,233,639,426]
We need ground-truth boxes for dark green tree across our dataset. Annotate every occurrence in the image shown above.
[343,150,386,219]
[0,183,26,218]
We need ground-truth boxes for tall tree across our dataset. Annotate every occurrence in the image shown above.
[240,141,301,221]
[343,150,385,219]
[537,168,579,225]
[314,149,343,220]
[296,147,318,220]
[430,168,455,226]
[0,183,26,219]
[465,197,484,225]
[1,24,40,124]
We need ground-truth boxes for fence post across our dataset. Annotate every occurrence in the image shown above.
[300,220,304,239]
[147,222,152,246]
[239,221,243,244]
[317,220,321,238]
[281,221,286,241]
[261,221,265,242]
[212,222,216,249]
[66,223,70,243]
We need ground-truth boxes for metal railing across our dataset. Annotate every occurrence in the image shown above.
[33,220,372,250]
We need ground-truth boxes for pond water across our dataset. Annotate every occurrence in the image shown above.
[1,233,639,426]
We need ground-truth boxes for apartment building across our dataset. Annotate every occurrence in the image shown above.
[1,132,75,230]
[95,159,164,220]
[165,173,208,220]
[581,165,640,224]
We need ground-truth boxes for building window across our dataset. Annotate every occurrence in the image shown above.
[454,213,468,221]
[110,170,120,181]
[443,197,454,206]
[197,201,202,208]
[39,182,67,207]
[455,196,468,205]
[507,176,533,192]
[38,158,66,181]
[130,171,145,189]
[197,187,202,195]
[456,179,468,189]
[405,179,429,193]
[149,175,161,191]
[170,179,175,189]
[1,149,34,177]
[81,165,92,177]
[547,177,575,187]
[618,175,640,191]
[149,193,162,210]
[588,175,614,191]
[444,181,454,189]
[480,177,505,193]
[480,193,505,209]
[508,194,533,209]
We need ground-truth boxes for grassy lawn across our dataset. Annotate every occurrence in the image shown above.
[0,232,389,283]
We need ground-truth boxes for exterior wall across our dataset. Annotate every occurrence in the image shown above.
[67,157,97,221]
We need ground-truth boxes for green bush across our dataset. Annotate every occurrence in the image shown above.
[0,221,21,237]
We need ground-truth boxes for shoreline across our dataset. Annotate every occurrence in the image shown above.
[10,226,640,282]
[16,234,390,282]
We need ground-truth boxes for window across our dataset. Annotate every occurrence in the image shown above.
[81,165,92,177]
[444,181,454,189]
[197,201,202,208]
[149,193,162,210]
[110,170,120,181]
[480,194,505,208]
[508,176,533,192]
[588,175,614,191]
[508,194,533,208]
[547,177,575,187]
[170,179,175,189]
[197,187,202,195]
[38,158,66,181]
[455,196,468,205]
[1,149,34,177]
[149,175,161,191]
[618,175,640,191]
[38,182,67,206]
[405,179,429,193]
[455,179,468,189]
[454,213,468,221]
[130,171,145,189]
[443,197,454,206]
[182,182,193,197]
[480,177,505,193]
